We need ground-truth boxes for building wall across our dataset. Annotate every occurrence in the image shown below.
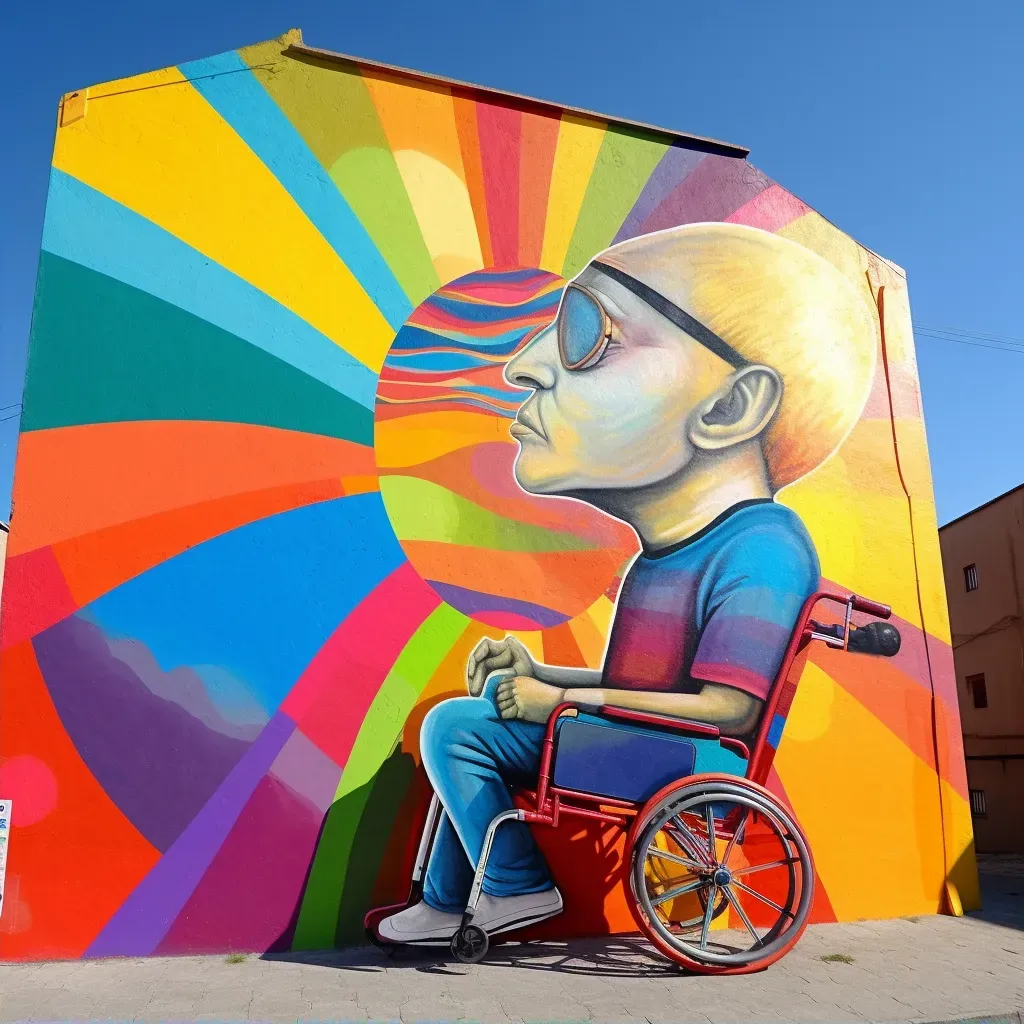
[0,29,976,961]
[940,485,1024,853]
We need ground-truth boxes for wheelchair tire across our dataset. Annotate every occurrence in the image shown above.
[625,773,814,975]
[451,924,489,964]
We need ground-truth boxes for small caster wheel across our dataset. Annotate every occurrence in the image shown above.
[450,924,489,963]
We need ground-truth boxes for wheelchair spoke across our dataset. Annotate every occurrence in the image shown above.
[669,815,714,867]
[699,883,718,950]
[722,885,763,948]
[704,804,717,860]
[646,846,705,872]
[731,857,800,878]
[720,809,748,868]
[732,879,795,919]
[649,877,705,908]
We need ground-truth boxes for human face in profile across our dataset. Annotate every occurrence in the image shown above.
[504,265,732,498]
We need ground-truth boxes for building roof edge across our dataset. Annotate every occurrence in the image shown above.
[939,481,1024,531]
[285,41,750,159]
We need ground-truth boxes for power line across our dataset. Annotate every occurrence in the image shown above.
[913,321,1024,357]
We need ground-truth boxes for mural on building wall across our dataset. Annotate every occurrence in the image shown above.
[0,29,976,961]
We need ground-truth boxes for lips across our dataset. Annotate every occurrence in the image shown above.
[511,406,546,441]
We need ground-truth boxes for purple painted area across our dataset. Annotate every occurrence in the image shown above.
[109,637,266,741]
[268,727,342,814]
[155,773,323,955]
[427,580,570,627]
[33,615,250,852]
[85,712,296,958]
[639,155,773,235]
[612,147,707,243]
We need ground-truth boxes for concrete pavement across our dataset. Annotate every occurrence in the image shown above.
[1,858,1022,1023]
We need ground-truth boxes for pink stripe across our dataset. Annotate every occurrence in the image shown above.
[724,184,811,233]
[476,104,522,267]
[281,563,440,765]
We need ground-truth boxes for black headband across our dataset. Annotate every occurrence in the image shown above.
[593,262,750,370]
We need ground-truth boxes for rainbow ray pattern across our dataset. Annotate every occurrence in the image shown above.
[0,30,976,961]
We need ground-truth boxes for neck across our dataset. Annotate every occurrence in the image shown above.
[586,442,773,550]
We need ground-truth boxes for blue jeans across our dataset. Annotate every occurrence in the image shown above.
[418,675,748,912]
[420,675,553,912]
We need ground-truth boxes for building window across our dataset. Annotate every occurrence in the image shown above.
[969,789,987,818]
[964,563,979,591]
[966,673,988,709]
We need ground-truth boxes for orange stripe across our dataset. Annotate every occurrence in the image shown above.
[10,422,374,555]
[51,478,346,609]
[452,94,494,266]
[517,108,561,267]
[0,642,159,959]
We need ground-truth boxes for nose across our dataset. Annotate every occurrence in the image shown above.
[504,322,558,390]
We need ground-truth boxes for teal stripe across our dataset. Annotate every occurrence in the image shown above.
[181,52,412,331]
[42,171,377,411]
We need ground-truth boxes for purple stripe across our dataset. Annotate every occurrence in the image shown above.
[426,580,570,627]
[85,712,296,957]
[639,156,773,235]
[612,147,707,243]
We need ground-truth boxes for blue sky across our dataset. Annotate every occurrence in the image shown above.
[2,1,1022,526]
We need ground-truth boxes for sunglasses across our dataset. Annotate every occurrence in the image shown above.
[556,262,750,372]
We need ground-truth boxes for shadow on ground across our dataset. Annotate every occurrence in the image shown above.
[262,856,1024,980]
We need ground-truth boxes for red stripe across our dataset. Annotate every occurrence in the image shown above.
[476,103,523,267]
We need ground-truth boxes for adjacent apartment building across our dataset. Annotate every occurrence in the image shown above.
[940,483,1024,853]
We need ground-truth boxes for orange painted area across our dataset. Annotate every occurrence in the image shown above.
[567,610,608,668]
[374,409,512,468]
[0,643,159,960]
[360,70,467,182]
[540,622,587,669]
[452,96,493,267]
[775,663,948,920]
[517,109,561,267]
[50,478,345,609]
[10,422,374,556]
[400,540,627,618]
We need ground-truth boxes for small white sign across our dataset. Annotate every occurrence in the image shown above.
[0,799,10,918]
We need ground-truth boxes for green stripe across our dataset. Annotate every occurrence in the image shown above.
[239,40,440,307]
[562,126,671,279]
[291,604,468,949]
[22,253,373,444]
[379,476,594,552]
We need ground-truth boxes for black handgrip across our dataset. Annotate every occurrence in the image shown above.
[852,595,891,619]
[848,621,902,657]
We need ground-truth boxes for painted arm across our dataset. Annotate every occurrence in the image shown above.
[564,683,762,735]
[466,636,601,695]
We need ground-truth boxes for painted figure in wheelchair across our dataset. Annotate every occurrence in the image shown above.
[378,222,877,945]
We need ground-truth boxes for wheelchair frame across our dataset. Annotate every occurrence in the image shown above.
[366,588,892,972]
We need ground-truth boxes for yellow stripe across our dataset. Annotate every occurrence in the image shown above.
[53,68,394,371]
[775,664,947,920]
[375,410,512,469]
[568,610,607,668]
[539,115,606,276]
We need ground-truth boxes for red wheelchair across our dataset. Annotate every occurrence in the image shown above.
[366,589,899,973]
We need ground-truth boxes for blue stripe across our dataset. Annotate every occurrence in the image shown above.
[180,51,412,330]
[42,171,377,410]
[84,495,405,715]
[767,714,786,749]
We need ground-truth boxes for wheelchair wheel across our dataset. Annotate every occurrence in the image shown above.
[625,774,814,975]
[451,924,489,964]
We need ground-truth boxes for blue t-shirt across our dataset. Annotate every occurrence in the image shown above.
[602,500,820,704]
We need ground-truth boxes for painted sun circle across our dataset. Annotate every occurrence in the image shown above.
[374,267,637,630]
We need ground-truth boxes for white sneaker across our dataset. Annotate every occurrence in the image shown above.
[376,901,462,944]
[474,887,564,934]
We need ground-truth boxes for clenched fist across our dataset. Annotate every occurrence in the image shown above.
[466,636,538,696]
[495,676,567,724]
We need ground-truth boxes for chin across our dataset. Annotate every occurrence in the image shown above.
[512,450,576,496]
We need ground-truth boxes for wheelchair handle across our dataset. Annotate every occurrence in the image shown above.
[851,594,891,619]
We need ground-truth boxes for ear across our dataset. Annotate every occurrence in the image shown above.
[689,365,783,451]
